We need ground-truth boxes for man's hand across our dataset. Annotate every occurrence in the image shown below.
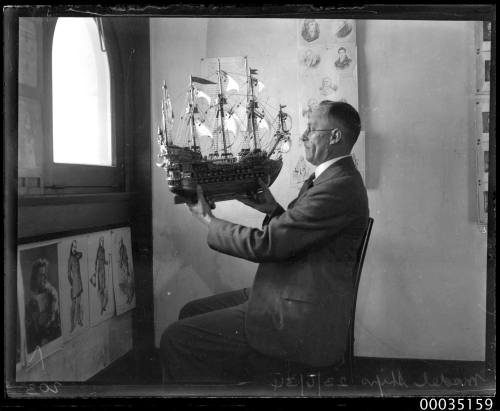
[186,185,214,226]
[237,178,279,215]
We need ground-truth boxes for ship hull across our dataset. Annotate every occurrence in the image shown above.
[168,157,283,204]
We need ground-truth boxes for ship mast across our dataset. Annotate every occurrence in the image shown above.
[189,77,199,152]
[246,58,258,151]
[161,81,171,145]
[216,59,229,157]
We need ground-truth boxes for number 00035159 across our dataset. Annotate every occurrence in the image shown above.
[419,398,493,411]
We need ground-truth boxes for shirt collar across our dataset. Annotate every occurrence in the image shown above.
[314,154,352,180]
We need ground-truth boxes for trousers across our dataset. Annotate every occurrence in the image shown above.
[159,288,285,383]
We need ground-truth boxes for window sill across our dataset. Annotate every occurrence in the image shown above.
[18,191,136,207]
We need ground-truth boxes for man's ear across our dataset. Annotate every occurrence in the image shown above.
[329,128,342,145]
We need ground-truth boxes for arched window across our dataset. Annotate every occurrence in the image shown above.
[52,18,112,166]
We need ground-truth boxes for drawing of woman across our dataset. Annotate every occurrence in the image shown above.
[25,258,61,352]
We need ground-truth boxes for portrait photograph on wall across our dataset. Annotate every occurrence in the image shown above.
[17,242,63,364]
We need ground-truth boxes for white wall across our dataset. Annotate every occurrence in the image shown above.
[151,18,487,361]
[355,20,486,361]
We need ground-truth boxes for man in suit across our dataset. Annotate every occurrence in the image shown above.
[160,100,369,383]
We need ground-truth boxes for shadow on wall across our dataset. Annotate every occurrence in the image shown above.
[356,21,381,190]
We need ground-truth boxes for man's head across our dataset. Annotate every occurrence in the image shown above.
[30,258,49,293]
[301,100,361,166]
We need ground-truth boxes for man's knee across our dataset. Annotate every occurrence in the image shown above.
[178,300,201,320]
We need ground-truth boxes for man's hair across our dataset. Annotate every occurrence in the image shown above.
[338,47,347,53]
[30,258,49,292]
[319,100,361,148]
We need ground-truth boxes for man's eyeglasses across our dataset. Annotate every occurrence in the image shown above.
[301,126,337,141]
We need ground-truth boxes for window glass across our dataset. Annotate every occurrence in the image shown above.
[52,18,112,166]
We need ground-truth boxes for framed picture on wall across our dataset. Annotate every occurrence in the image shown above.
[476,51,491,93]
[475,96,490,141]
[476,139,489,181]
[475,20,491,52]
[477,181,488,225]
[17,242,63,368]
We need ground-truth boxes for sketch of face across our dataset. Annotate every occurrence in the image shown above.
[36,264,48,290]
[71,240,77,254]
[307,21,317,37]
[338,48,347,62]
[99,237,104,247]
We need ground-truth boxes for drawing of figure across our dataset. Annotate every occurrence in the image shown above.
[300,49,321,68]
[67,240,83,331]
[336,20,353,39]
[319,77,338,96]
[334,47,352,70]
[301,19,320,43]
[119,238,135,304]
[93,236,109,315]
[25,258,61,353]
[302,98,318,118]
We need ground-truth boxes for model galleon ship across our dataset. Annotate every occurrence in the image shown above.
[156,57,292,204]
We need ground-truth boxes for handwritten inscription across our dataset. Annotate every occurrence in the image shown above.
[270,369,487,396]
[25,382,61,396]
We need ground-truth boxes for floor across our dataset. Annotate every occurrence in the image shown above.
[87,349,494,397]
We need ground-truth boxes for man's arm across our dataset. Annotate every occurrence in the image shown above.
[207,181,357,263]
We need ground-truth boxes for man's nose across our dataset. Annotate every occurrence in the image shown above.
[301,130,309,141]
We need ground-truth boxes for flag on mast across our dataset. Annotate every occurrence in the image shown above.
[191,76,216,85]
[221,71,240,92]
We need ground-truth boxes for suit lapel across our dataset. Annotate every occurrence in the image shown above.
[288,156,357,209]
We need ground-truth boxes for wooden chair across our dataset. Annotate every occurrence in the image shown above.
[265,217,374,385]
[344,217,374,384]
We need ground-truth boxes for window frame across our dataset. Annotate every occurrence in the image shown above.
[42,17,125,193]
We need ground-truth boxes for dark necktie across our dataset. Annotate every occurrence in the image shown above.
[292,173,315,205]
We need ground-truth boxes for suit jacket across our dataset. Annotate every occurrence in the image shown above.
[207,156,369,366]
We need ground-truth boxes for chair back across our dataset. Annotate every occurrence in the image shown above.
[345,217,373,383]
